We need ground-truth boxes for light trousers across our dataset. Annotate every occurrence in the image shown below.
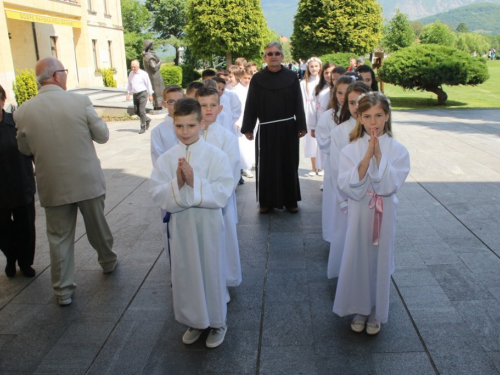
[44,195,116,299]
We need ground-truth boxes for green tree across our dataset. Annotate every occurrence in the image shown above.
[455,33,489,55]
[185,0,269,67]
[381,9,415,52]
[291,0,383,60]
[410,21,424,38]
[420,20,456,47]
[146,0,187,64]
[121,0,151,67]
[378,44,489,105]
[456,22,469,33]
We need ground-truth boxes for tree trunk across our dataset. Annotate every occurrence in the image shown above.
[226,51,232,68]
[428,86,448,105]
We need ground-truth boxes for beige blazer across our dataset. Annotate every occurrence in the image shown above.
[14,85,109,207]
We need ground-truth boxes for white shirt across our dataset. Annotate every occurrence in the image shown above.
[127,69,153,95]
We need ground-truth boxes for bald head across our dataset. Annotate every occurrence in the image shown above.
[36,57,67,90]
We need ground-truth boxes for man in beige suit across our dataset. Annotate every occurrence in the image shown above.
[15,57,117,306]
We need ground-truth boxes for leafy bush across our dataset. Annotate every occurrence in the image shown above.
[160,65,182,86]
[12,69,38,106]
[180,65,200,87]
[379,44,489,104]
[318,52,372,68]
[99,68,117,88]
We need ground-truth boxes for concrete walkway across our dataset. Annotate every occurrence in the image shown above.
[1,109,500,374]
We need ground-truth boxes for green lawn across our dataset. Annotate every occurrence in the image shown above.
[383,60,500,110]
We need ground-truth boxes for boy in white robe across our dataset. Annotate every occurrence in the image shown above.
[150,85,183,265]
[149,98,234,348]
[195,87,242,297]
[333,92,410,336]
[150,85,183,165]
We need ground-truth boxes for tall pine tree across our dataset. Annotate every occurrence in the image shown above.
[185,0,269,67]
[291,0,383,59]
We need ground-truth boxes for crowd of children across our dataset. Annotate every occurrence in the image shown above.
[148,53,410,348]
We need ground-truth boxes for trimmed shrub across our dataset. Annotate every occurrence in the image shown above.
[379,44,489,104]
[180,65,201,87]
[100,68,117,88]
[318,52,372,68]
[13,69,38,106]
[160,65,182,86]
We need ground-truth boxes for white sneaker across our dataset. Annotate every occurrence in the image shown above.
[317,170,324,176]
[58,297,72,306]
[206,326,227,348]
[182,327,204,344]
[226,287,231,303]
[242,169,254,178]
[320,184,323,191]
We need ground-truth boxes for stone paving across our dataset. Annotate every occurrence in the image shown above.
[1,109,500,374]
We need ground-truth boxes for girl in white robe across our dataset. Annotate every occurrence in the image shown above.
[315,75,354,243]
[235,69,255,175]
[333,92,410,335]
[326,81,372,276]
[313,62,335,180]
[300,57,322,175]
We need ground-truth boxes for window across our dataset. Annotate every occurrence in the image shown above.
[50,36,58,58]
[108,41,113,68]
[92,39,98,70]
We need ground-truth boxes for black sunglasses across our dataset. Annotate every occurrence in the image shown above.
[265,52,282,57]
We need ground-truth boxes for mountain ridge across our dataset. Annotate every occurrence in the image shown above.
[261,0,500,37]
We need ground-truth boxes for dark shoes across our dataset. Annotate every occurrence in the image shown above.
[4,262,35,277]
[5,262,16,277]
[20,266,36,277]
[145,119,151,130]
[286,206,299,213]
[138,128,146,134]
[259,207,270,214]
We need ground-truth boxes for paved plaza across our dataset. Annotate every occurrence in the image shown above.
[1,109,500,374]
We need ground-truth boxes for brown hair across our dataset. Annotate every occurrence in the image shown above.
[338,81,371,123]
[195,86,220,104]
[162,85,184,99]
[315,62,335,96]
[329,75,358,124]
[0,84,5,101]
[173,97,202,122]
[349,92,392,143]
[211,76,226,85]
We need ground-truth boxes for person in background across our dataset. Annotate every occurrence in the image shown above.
[0,84,36,278]
[126,60,153,134]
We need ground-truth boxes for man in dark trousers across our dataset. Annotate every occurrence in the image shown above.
[126,60,153,134]
[241,42,307,213]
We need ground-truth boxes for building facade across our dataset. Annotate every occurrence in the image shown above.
[0,0,127,107]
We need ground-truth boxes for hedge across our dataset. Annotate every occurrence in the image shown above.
[13,69,38,106]
[160,65,182,86]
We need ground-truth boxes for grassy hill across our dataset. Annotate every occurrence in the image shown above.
[417,2,500,35]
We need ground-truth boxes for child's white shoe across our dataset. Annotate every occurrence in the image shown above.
[182,327,204,344]
[206,326,227,348]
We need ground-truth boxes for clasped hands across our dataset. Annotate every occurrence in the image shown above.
[177,157,194,189]
[358,127,382,180]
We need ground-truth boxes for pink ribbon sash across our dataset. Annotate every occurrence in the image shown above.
[367,191,383,246]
